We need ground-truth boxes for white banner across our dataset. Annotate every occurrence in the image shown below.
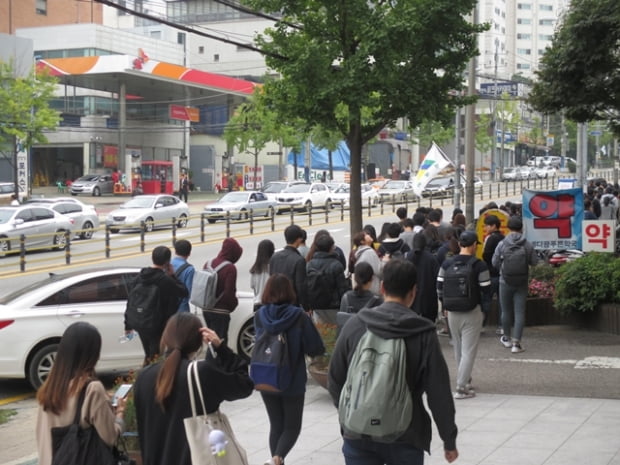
[412,143,453,197]
[582,220,616,252]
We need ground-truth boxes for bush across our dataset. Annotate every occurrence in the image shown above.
[554,253,620,314]
[528,262,557,298]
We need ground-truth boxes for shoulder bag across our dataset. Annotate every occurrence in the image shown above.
[183,361,249,465]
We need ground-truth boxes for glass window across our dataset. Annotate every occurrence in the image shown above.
[517,3,531,9]
[517,33,531,40]
[517,18,532,24]
[517,48,532,55]
[36,0,47,15]
[539,19,554,26]
[540,4,553,11]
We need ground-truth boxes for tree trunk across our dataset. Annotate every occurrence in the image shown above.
[254,151,259,189]
[328,150,334,181]
[347,125,363,244]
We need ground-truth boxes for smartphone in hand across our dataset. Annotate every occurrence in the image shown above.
[111,383,133,407]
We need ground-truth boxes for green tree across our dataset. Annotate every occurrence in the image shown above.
[529,0,620,136]
[0,61,59,195]
[243,0,485,236]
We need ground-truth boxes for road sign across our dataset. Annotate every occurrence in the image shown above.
[590,130,602,136]
[480,82,520,97]
[267,151,282,155]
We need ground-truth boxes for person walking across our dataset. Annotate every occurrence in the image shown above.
[378,222,411,260]
[178,173,189,202]
[171,239,195,312]
[134,313,253,465]
[482,215,505,331]
[250,239,275,312]
[408,233,440,323]
[253,274,325,465]
[125,245,188,364]
[269,224,308,309]
[202,237,243,340]
[329,259,458,465]
[492,216,539,354]
[437,231,492,399]
[36,322,126,465]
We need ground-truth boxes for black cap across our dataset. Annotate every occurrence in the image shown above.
[459,230,479,247]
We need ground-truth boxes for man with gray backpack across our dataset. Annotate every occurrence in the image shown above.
[492,216,539,354]
[328,259,458,465]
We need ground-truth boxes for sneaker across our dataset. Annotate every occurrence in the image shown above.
[500,335,512,348]
[264,460,276,465]
[454,387,475,399]
[495,327,504,336]
[437,328,450,337]
[465,383,475,394]
[511,342,525,354]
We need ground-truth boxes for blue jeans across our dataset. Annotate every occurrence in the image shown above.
[499,280,528,342]
[342,438,424,465]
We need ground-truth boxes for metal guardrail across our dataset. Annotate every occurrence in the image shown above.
[0,177,559,275]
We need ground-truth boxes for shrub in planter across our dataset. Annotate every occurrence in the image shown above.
[554,253,620,315]
[528,262,557,298]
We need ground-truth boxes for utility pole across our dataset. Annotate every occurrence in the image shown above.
[464,4,478,224]
[492,38,499,181]
[453,107,461,209]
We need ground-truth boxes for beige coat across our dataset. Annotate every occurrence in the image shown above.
[36,380,123,465]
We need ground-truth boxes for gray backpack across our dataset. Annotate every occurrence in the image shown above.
[338,330,413,442]
[190,260,231,310]
[501,242,529,286]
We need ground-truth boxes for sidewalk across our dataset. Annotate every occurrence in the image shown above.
[2,376,620,465]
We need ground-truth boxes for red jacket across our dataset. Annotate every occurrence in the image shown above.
[205,238,243,312]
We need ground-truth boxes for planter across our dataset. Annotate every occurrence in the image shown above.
[308,357,329,389]
[572,304,620,335]
[487,297,562,327]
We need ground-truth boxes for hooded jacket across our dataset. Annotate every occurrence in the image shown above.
[205,238,243,312]
[253,303,325,395]
[491,232,538,284]
[306,251,351,309]
[408,248,440,322]
[328,302,457,453]
[482,230,505,277]
[378,237,411,259]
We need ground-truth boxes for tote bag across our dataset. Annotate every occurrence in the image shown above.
[183,361,249,465]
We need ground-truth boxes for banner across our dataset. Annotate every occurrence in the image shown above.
[522,188,584,250]
[412,143,454,197]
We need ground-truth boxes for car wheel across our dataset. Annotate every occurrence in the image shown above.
[93,186,101,197]
[71,193,77,196]
[207,218,216,224]
[54,231,67,251]
[110,228,119,234]
[0,237,10,257]
[237,320,255,361]
[80,221,94,240]
[144,217,154,232]
[28,343,58,389]
[177,214,188,228]
[305,200,312,212]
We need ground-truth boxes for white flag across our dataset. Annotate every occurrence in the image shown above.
[412,143,454,197]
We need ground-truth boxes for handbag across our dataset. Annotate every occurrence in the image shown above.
[51,381,131,465]
[183,361,249,465]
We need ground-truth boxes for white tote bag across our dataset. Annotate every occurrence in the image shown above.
[183,361,249,465]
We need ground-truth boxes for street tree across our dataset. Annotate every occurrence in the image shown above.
[243,0,485,237]
[0,61,59,196]
[529,0,620,136]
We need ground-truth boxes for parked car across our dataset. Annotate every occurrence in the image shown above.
[542,155,562,167]
[276,182,332,212]
[0,267,255,388]
[203,191,276,223]
[0,205,73,257]
[25,197,99,239]
[70,174,114,196]
[330,183,378,208]
[535,165,558,179]
[501,167,527,181]
[0,183,15,205]
[105,194,189,233]
[260,181,305,203]
[377,180,416,202]
[421,177,455,198]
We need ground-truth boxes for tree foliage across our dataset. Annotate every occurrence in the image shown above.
[242,0,485,236]
[529,0,620,136]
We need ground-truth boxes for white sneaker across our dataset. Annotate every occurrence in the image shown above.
[511,342,525,353]
[264,459,276,465]
[500,335,512,348]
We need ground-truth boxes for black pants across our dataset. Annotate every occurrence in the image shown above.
[202,311,231,341]
[179,189,188,202]
[137,329,161,366]
[260,392,305,461]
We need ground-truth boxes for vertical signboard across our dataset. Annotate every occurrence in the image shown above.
[582,220,616,252]
[16,139,28,200]
[244,165,263,189]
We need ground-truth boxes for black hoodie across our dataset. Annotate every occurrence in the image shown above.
[328,302,457,453]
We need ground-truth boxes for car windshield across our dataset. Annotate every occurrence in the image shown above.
[505,168,515,173]
[262,183,287,193]
[121,197,155,208]
[0,209,16,223]
[76,175,99,182]
[335,186,350,194]
[383,181,406,189]
[219,192,248,203]
[426,178,453,188]
[283,184,311,193]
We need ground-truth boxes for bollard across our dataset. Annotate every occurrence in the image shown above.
[140,221,146,253]
[64,231,71,265]
[325,203,329,223]
[341,201,344,222]
[20,234,26,272]
[392,195,396,213]
[250,209,254,235]
[308,205,312,227]
[380,197,384,215]
[200,213,206,242]
[290,207,294,225]
[226,211,231,238]
[271,208,275,232]
[368,197,372,217]
[172,217,177,245]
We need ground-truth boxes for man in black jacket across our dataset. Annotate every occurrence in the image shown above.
[269,224,308,309]
[329,260,458,464]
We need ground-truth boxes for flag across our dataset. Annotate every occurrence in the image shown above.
[412,143,454,197]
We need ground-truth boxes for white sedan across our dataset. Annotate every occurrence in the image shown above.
[331,184,379,208]
[204,191,276,223]
[105,194,189,233]
[0,267,255,388]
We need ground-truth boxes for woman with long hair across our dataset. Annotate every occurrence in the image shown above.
[134,313,253,465]
[253,274,325,465]
[36,322,125,465]
[339,262,383,314]
[250,239,275,311]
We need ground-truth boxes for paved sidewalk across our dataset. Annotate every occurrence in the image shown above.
[2,378,620,465]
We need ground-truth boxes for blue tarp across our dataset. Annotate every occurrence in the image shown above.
[287,141,350,170]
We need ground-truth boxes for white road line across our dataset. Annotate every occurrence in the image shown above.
[488,356,620,369]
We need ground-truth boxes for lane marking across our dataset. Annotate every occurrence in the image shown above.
[0,393,34,406]
[488,356,620,369]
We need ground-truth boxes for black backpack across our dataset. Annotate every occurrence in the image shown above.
[307,266,334,309]
[125,278,161,331]
[442,256,480,312]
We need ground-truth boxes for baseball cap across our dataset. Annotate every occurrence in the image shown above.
[458,230,479,247]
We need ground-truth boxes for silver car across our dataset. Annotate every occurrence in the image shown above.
[0,205,73,256]
[105,194,189,233]
[25,198,100,240]
[204,191,277,223]
[70,174,114,196]
[376,180,416,202]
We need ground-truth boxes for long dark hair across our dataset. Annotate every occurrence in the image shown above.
[37,322,102,415]
[250,239,275,274]
[353,262,374,292]
[262,274,297,305]
[155,313,203,409]
[306,229,331,262]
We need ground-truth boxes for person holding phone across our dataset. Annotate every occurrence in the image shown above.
[36,322,126,465]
